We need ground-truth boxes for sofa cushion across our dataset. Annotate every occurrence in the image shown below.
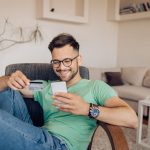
[113,85,150,101]
[143,69,150,88]
[104,72,124,86]
[121,67,148,86]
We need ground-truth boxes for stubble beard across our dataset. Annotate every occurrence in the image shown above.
[55,66,79,83]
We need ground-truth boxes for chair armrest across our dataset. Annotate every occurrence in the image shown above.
[97,121,129,150]
[88,121,129,150]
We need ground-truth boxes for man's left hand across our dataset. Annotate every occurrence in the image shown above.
[52,92,90,116]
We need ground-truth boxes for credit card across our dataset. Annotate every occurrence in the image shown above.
[29,81,44,91]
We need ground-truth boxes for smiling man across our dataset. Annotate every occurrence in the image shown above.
[50,44,80,86]
[0,33,138,150]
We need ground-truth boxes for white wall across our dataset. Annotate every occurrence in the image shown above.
[117,19,150,67]
[0,0,118,76]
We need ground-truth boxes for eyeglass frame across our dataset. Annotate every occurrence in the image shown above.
[50,55,79,68]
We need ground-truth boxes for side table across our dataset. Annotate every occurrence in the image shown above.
[136,99,150,149]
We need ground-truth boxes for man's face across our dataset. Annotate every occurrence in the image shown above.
[51,45,81,83]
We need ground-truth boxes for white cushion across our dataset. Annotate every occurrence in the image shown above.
[121,67,148,86]
[113,85,150,101]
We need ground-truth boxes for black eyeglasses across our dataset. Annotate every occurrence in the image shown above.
[51,55,79,68]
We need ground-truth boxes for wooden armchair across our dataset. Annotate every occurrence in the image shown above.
[5,63,129,150]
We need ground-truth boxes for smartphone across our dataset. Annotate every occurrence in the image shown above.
[51,81,67,95]
[29,81,44,91]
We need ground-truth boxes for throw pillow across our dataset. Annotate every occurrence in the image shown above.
[121,67,148,86]
[104,72,124,86]
[143,70,150,88]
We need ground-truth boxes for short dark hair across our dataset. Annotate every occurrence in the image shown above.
[48,33,79,53]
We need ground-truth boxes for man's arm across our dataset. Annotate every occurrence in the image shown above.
[0,76,10,91]
[96,97,138,128]
[19,88,34,98]
[0,71,33,98]
[52,93,138,129]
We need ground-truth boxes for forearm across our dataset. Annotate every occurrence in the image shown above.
[0,76,9,91]
[19,88,33,98]
[96,106,138,128]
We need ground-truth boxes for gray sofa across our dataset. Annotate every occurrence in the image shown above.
[89,67,150,116]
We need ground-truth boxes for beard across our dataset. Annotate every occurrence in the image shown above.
[55,66,79,82]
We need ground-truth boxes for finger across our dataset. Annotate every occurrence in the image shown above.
[19,74,30,86]
[54,92,72,99]
[8,79,24,89]
[15,71,30,85]
[13,76,26,87]
[52,101,65,107]
[52,101,72,108]
[55,103,72,112]
[7,82,19,90]
[52,95,71,104]
[9,76,24,89]
[12,81,24,89]
[59,103,73,110]
[52,102,63,110]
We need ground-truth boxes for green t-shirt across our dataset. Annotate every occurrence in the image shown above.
[33,79,117,150]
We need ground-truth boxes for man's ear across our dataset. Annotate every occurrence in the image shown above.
[77,55,82,66]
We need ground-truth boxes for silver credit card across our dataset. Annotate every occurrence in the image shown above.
[29,81,44,91]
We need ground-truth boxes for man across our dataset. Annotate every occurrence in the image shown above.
[0,33,138,150]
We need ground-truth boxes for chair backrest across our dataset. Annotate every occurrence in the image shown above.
[5,63,89,80]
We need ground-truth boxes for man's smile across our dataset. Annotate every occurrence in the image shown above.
[56,70,70,77]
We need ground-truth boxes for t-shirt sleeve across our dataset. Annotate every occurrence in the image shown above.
[93,80,118,106]
[34,90,42,103]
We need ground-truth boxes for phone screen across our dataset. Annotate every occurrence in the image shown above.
[51,81,67,95]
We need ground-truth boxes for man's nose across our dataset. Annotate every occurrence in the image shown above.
[59,62,66,69]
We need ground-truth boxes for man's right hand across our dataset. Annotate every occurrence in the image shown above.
[7,70,30,90]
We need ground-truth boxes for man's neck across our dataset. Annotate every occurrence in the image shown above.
[66,75,82,87]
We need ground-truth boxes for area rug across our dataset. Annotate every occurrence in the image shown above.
[91,124,149,150]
